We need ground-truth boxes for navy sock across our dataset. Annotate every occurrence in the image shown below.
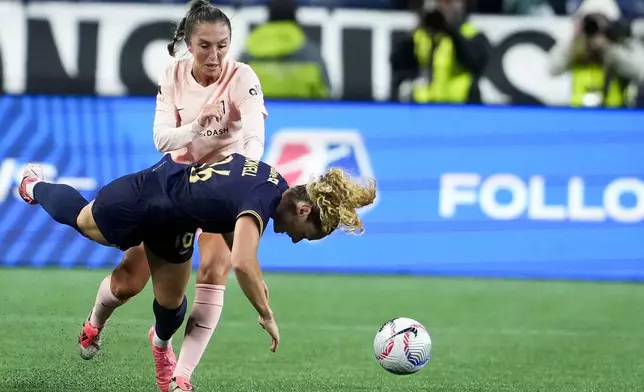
[33,182,89,233]
[153,296,188,341]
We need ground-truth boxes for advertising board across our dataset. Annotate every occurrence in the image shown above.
[0,96,642,280]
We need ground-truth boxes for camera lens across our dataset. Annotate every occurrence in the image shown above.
[583,16,600,35]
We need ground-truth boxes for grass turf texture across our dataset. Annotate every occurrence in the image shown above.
[0,269,642,391]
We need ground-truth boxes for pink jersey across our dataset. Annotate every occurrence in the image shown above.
[153,56,267,164]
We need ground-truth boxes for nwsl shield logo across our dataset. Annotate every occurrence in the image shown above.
[265,129,378,214]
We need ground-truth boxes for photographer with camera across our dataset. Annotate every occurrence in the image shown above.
[390,0,491,104]
[548,2,644,108]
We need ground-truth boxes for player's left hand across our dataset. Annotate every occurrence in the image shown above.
[197,103,225,127]
[259,315,280,353]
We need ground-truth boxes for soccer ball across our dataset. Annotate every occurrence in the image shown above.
[373,317,432,375]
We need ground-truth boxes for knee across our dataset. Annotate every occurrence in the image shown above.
[111,266,145,300]
[155,291,187,309]
[110,246,150,300]
[153,274,188,309]
[196,251,231,285]
[73,203,92,231]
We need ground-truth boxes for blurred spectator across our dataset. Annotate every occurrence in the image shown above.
[238,0,331,99]
[568,0,644,19]
[16,0,400,8]
[504,0,568,15]
[390,0,491,104]
[548,0,644,107]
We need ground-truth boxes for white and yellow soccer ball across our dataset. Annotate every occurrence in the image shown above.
[373,317,432,375]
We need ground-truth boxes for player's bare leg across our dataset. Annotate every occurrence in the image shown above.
[171,232,229,390]
[146,246,191,392]
[79,244,151,360]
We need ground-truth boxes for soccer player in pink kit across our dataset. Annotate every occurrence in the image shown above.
[77,1,268,391]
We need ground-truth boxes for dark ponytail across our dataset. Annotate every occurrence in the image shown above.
[188,0,211,12]
[167,16,187,56]
[167,0,232,57]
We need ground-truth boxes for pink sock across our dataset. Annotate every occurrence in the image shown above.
[174,284,225,380]
[89,276,126,328]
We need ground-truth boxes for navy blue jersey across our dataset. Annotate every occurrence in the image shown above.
[150,153,289,235]
[92,153,288,262]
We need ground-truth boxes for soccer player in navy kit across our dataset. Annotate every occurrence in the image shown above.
[18,153,376,384]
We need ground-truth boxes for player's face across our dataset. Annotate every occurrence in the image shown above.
[274,201,327,243]
[187,22,231,80]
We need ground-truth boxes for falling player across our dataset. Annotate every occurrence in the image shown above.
[76,1,269,391]
[18,153,376,391]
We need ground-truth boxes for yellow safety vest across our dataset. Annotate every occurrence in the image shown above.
[570,65,625,108]
[412,24,478,103]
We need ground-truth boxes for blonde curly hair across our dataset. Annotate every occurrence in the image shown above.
[304,168,377,235]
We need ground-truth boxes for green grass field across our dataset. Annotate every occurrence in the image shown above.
[0,268,642,392]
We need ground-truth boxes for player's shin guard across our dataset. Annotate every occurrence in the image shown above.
[174,284,225,380]
[33,182,88,233]
[153,296,188,345]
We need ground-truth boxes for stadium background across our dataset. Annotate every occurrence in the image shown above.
[1,1,643,391]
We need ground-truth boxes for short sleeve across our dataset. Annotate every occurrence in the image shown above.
[230,64,268,117]
[236,184,282,235]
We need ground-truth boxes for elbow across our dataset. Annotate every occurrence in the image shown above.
[244,138,265,161]
[248,150,264,162]
[153,130,172,153]
[154,140,170,153]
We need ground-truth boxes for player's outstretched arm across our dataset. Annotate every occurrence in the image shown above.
[152,63,206,152]
[230,215,279,351]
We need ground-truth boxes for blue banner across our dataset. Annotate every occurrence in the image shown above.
[1,96,643,280]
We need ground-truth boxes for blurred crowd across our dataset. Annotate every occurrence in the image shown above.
[239,0,644,108]
[10,0,644,108]
[12,0,644,16]
[392,0,644,108]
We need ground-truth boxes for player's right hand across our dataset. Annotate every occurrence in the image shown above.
[259,314,280,353]
[197,104,225,127]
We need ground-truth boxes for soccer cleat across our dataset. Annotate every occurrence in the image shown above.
[78,314,104,360]
[170,376,194,392]
[149,326,177,392]
[18,163,44,205]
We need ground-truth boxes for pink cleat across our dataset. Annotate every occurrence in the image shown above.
[78,313,104,360]
[18,163,44,205]
[149,326,177,392]
[170,376,194,391]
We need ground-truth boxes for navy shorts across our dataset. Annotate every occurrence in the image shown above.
[91,155,196,263]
